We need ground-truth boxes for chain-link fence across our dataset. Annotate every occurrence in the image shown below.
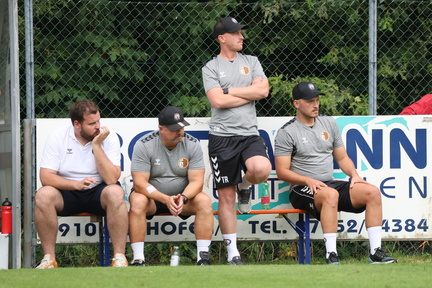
[20,0,432,119]
[0,0,9,124]
[22,0,432,266]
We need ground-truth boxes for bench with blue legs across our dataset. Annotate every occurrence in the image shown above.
[93,208,310,266]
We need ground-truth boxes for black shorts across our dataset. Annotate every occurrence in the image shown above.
[289,180,366,220]
[58,182,119,216]
[208,134,269,189]
[146,201,190,221]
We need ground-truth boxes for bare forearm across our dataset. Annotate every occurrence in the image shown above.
[277,169,312,186]
[229,80,269,101]
[207,90,251,109]
[93,146,120,184]
[181,181,204,199]
[338,157,360,179]
[40,173,80,190]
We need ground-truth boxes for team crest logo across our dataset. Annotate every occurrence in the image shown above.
[321,131,330,141]
[240,66,250,75]
[173,113,181,121]
[178,158,189,168]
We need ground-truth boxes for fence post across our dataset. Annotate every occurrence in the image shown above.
[368,0,377,115]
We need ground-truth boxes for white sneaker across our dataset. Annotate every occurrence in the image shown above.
[35,254,58,269]
[111,253,128,267]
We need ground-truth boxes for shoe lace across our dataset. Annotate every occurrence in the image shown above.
[36,255,55,269]
[199,251,209,259]
[132,259,144,265]
[238,190,251,204]
[198,251,210,264]
[229,256,243,265]
[373,248,388,259]
[328,252,339,262]
[197,259,210,265]
[112,254,128,267]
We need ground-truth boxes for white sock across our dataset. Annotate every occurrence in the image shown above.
[323,233,337,258]
[223,233,239,261]
[367,226,382,254]
[197,239,211,261]
[238,175,252,190]
[131,242,145,261]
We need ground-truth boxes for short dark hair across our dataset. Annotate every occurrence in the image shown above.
[69,99,99,124]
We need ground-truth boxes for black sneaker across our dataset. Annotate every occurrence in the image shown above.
[326,252,341,264]
[197,251,211,266]
[228,256,244,265]
[130,259,145,266]
[368,248,397,264]
[237,187,251,214]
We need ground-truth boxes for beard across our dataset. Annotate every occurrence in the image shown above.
[173,134,185,145]
[80,130,96,142]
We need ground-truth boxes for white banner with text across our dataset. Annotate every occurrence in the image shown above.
[36,115,432,243]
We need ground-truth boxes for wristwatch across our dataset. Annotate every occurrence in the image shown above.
[182,194,189,204]
[223,88,229,94]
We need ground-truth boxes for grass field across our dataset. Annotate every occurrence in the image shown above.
[1,262,431,288]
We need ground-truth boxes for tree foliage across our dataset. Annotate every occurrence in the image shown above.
[19,0,432,118]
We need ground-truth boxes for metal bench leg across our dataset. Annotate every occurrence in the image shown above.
[103,217,110,266]
[298,213,305,264]
[282,213,310,264]
[98,217,104,266]
[305,213,311,264]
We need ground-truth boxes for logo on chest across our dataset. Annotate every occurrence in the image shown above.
[178,158,189,168]
[321,131,330,141]
[240,66,250,75]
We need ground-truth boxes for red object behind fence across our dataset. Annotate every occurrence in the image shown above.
[1,198,12,234]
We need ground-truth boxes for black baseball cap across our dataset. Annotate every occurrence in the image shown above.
[292,82,325,100]
[158,106,190,131]
[212,17,248,39]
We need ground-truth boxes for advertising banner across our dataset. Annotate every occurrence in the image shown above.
[36,116,431,243]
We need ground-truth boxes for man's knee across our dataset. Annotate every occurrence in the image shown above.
[317,188,339,207]
[129,193,150,214]
[353,183,382,204]
[193,193,213,213]
[217,187,236,204]
[366,185,382,204]
[245,157,271,181]
[103,184,124,201]
[35,186,60,207]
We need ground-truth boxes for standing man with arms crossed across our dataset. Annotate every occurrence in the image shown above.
[129,106,214,266]
[35,99,129,268]
[274,82,397,264]
[202,17,271,265]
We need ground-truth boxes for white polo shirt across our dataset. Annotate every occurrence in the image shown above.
[40,125,121,185]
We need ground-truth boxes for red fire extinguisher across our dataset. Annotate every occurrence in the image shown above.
[1,198,12,234]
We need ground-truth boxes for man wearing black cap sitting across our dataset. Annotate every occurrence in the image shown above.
[128,106,214,266]
[202,17,271,265]
[274,82,397,265]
